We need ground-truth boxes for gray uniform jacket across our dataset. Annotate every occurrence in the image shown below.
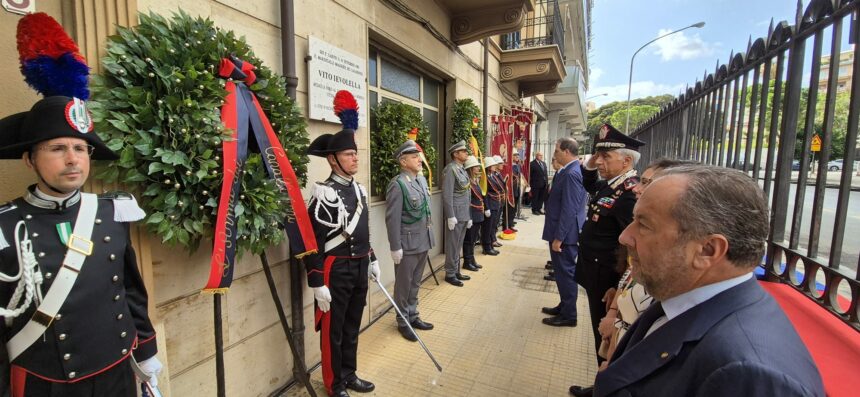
[441,161,470,221]
[385,172,434,254]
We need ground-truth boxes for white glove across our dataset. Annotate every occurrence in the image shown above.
[138,356,163,387]
[391,249,403,264]
[484,210,491,217]
[313,286,332,312]
[447,217,457,231]
[467,220,473,229]
[369,260,381,280]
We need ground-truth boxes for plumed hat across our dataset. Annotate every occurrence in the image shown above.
[0,13,116,160]
[307,90,359,157]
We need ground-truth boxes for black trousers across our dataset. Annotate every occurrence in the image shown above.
[12,358,136,397]
[463,220,482,263]
[481,209,501,248]
[575,248,622,364]
[318,256,369,395]
[531,187,547,212]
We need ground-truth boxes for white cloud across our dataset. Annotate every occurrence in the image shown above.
[587,80,686,108]
[652,28,716,61]
[589,67,604,85]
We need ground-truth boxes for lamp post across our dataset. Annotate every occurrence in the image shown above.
[625,21,705,133]
[586,93,608,100]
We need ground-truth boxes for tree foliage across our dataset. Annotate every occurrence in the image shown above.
[89,11,310,254]
[584,94,673,150]
[450,98,484,154]
[369,102,437,196]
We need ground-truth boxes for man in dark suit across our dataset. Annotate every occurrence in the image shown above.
[593,165,824,397]
[529,152,548,214]
[540,138,587,327]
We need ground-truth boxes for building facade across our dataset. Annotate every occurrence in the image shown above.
[0,1,588,395]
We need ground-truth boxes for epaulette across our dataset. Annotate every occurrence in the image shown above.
[98,191,146,222]
[312,182,340,205]
[0,202,17,215]
[623,177,639,191]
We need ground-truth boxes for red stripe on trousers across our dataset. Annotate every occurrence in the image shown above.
[11,365,26,397]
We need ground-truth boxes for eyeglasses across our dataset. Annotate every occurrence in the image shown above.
[38,144,95,158]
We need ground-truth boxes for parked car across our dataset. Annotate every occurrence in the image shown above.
[825,158,860,171]
[828,159,843,171]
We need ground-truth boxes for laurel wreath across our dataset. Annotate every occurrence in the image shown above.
[90,11,310,253]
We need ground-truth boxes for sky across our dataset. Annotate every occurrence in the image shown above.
[587,0,803,108]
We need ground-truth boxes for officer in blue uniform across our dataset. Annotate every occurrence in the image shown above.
[0,96,161,396]
[481,157,503,255]
[461,156,484,272]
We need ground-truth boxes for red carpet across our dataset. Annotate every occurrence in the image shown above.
[760,281,860,397]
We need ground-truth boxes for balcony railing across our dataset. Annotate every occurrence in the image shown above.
[500,0,564,60]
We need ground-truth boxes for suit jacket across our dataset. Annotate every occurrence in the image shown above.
[542,160,587,244]
[442,161,470,221]
[529,159,548,189]
[384,171,434,254]
[594,278,825,397]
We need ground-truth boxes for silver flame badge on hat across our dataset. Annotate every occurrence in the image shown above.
[65,98,93,134]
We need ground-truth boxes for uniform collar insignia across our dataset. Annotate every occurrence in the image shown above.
[330,172,353,186]
[609,168,638,190]
[24,185,81,210]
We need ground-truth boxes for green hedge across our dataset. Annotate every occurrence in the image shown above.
[370,102,437,196]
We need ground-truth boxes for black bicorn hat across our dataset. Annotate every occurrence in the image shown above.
[0,96,117,160]
[307,90,359,157]
[594,123,646,152]
[0,13,117,160]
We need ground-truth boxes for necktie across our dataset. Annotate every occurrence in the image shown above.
[623,302,665,350]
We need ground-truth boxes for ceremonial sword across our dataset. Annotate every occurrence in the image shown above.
[371,275,443,372]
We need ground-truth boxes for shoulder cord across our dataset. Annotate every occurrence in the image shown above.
[1,221,44,325]
[312,185,348,234]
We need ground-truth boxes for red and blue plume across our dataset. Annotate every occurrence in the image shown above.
[333,90,358,130]
[16,12,90,100]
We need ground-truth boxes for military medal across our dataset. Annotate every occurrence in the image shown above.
[56,222,72,245]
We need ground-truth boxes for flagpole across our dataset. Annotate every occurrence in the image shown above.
[214,294,226,397]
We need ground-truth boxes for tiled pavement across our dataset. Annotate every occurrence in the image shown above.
[287,212,598,396]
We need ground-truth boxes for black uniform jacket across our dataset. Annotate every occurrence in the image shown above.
[304,174,376,288]
[0,190,156,383]
[579,166,638,254]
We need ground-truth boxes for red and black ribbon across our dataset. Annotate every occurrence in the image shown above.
[205,56,317,292]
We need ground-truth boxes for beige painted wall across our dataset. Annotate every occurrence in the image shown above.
[0,0,519,395]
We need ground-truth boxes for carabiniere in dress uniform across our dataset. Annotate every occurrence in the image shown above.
[0,12,161,397]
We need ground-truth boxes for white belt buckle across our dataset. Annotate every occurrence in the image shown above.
[68,234,94,256]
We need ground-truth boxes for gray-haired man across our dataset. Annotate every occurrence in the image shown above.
[385,140,435,341]
[441,141,472,286]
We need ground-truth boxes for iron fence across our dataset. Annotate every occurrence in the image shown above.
[500,0,565,59]
[630,0,860,330]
